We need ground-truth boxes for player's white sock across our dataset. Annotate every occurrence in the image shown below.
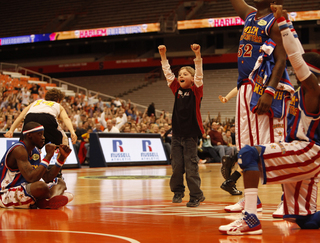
[244,188,258,215]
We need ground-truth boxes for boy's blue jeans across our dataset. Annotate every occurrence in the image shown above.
[170,135,204,200]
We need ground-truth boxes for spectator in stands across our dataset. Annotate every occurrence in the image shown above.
[230,125,236,146]
[159,126,171,164]
[38,87,45,99]
[140,123,148,133]
[115,108,127,131]
[147,102,155,117]
[223,129,237,156]
[78,127,93,165]
[113,97,122,107]
[87,92,99,106]
[198,128,221,163]
[103,119,120,133]
[0,96,9,110]
[29,83,40,100]
[122,125,131,133]
[209,122,233,160]
[93,122,103,133]
[150,123,159,133]
[20,86,31,107]
[97,97,105,112]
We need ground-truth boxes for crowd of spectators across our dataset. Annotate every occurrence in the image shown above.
[0,81,236,165]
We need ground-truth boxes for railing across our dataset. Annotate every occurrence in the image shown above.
[0,62,166,117]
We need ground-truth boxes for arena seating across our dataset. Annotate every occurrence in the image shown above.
[63,68,238,121]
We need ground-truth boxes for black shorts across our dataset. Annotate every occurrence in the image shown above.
[24,113,63,145]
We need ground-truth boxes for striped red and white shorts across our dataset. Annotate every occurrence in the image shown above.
[259,140,320,216]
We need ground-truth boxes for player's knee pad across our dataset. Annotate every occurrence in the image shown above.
[237,145,260,172]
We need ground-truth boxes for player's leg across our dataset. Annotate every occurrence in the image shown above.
[31,179,68,209]
[219,145,262,235]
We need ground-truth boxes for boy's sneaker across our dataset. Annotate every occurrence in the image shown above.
[172,193,184,203]
[221,179,242,195]
[224,197,262,213]
[186,195,205,207]
[219,211,262,235]
[272,201,284,218]
[37,195,68,209]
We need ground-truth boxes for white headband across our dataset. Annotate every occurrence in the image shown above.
[22,125,44,135]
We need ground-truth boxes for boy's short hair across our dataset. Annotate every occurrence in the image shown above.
[179,66,195,77]
[45,88,65,102]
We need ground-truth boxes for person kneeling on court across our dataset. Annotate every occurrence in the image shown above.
[0,121,73,209]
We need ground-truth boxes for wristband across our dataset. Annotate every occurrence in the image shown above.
[55,158,64,168]
[286,20,293,29]
[277,17,288,30]
[265,86,276,97]
[40,159,50,168]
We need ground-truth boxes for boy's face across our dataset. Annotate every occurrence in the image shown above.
[178,68,194,89]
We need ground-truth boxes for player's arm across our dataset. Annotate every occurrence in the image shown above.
[13,145,53,183]
[219,87,238,103]
[42,144,72,182]
[272,5,320,114]
[4,104,31,137]
[229,0,256,21]
[59,106,77,144]
[255,14,287,115]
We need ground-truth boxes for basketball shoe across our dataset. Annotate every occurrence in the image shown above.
[219,211,262,235]
[37,195,68,209]
[224,197,262,213]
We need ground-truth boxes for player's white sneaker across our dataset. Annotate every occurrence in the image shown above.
[272,201,284,218]
[63,192,74,203]
[219,211,262,235]
[225,197,262,213]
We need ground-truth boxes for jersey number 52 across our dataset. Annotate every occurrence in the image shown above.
[238,44,253,58]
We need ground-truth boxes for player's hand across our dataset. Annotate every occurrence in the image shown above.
[158,45,167,55]
[219,95,228,103]
[4,131,13,138]
[57,144,72,163]
[71,133,77,144]
[45,143,56,159]
[270,4,288,20]
[255,93,273,115]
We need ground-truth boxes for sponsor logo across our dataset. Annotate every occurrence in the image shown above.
[141,140,159,160]
[111,140,130,161]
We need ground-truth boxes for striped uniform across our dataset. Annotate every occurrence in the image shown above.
[0,142,40,208]
[0,141,58,208]
[236,12,292,150]
[259,88,320,218]
[24,99,66,145]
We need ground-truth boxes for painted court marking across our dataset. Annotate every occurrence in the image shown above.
[0,229,140,243]
[80,175,171,180]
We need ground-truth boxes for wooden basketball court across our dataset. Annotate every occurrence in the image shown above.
[1,163,319,243]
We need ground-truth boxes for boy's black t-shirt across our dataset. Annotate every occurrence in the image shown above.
[170,80,204,138]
